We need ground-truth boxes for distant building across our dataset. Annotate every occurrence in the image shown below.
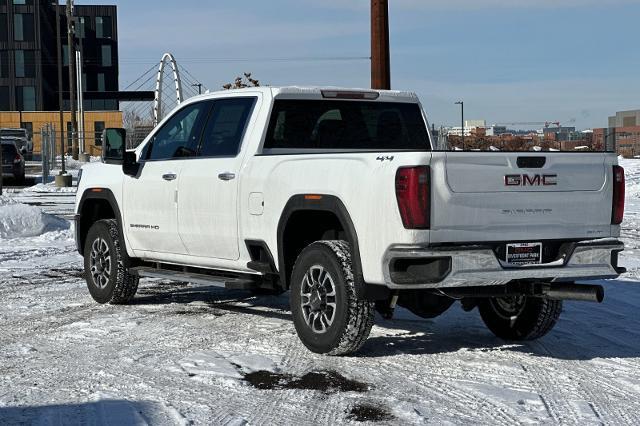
[594,109,640,157]
[609,110,640,128]
[0,1,119,112]
[486,125,507,136]
[543,126,576,142]
[0,110,121,156]
[0,0,121,155]
[464,119,486,128]
[447,126,470,137]
[447,119,486,137]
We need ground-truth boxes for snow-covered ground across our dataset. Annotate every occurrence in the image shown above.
[1,161,640,425]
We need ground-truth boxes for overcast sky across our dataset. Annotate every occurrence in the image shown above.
[81,0,640,129]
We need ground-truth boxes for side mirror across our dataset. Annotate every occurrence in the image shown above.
[102,128,126,164]
[123,151,140,177]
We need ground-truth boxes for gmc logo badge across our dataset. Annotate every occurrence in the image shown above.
[505,174,557,186]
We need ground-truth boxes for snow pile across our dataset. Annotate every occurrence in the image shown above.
[0,196,69,239]
[23,183,77,194]
[620,158,640,199]
[58,155,101,170]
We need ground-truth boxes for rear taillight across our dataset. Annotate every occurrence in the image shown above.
[14,154,21,164]
[395,166,430,229]
[612,165,625,225]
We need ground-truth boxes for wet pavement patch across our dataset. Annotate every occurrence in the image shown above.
[243,370,369,394]
[346,403,394,422]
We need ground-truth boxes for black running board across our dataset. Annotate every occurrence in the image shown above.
[130,267,258,290]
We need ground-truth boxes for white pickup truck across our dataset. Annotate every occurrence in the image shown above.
[75,87,625,355]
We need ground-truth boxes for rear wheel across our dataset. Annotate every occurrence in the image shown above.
[478,296,562,341]
[290,240,375,355]
[84,219,139,304]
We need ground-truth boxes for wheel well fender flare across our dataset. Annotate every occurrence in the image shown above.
[276,194,365,295]
[76,188,125,255]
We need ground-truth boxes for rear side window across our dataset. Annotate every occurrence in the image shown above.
[2,143,17,157]
[1,129,26,138]
[199,97,256,157]
[264,100,430,152]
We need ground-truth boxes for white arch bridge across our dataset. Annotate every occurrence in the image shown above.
[120,53,208,144]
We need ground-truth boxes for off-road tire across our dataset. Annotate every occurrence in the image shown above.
[479,296,562,341]
[290,240,375,355]
[84,219,139,304]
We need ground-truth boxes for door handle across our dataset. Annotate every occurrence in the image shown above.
[162,173,177,181]
[218,172,236,181]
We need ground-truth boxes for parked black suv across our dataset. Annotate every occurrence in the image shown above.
[1,142,26,183]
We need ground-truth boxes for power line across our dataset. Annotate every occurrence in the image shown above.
[117,55,371,64]
[122,62,160,90]
[131,70,158,92]
[178,64,208,92]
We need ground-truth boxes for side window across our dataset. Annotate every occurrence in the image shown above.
[199,98,256,157]
[146,102,210,161]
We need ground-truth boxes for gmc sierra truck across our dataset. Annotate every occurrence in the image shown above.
[75,87,625,355]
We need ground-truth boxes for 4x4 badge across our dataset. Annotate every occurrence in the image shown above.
[376,156,394,162]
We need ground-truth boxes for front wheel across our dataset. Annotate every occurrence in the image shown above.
[84,219,139,304]
[290,241,375,355]
[478,296,562,341]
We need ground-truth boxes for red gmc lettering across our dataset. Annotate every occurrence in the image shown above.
[523,175,541,186]
[505,175,521,186]
[542,174,558,185]
[505,174,558,186]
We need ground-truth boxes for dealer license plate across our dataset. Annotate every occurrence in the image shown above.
[505,242,542,266]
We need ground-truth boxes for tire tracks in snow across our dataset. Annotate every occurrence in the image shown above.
[381,355,523,424]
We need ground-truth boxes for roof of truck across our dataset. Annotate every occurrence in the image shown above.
[273,86,418,102]
[188,86,420,104]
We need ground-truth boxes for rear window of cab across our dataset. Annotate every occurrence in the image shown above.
[263,100,430,152]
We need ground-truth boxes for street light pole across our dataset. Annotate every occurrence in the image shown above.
[0,141,3,196]
[66,0,79,160]
[55,0,66,172]
[192,83,203,95]
[455,101,464,149]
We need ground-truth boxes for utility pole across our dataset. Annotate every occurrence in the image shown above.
[192,83,203,95]
[371,0,390,90]
[66,0,79,160]
[455,101,464,148]
[55,0,66,172]
[0,140,3,196]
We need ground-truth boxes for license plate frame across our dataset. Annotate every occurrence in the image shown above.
[505,242,542,266]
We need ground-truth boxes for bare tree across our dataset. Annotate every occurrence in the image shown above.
[122,110,140,130]
[223,73,261,90]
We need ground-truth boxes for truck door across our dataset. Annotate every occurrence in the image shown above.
[123,101,210,255]
[177,96,259,260]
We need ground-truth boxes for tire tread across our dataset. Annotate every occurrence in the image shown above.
[291,240,375,356]
[85,219,138,304]
[479,296,562,341]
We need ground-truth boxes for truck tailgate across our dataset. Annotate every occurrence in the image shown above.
[428,152,615,243]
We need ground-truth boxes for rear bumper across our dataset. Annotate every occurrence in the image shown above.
[2,164,21,177]
[382,239,624,289]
